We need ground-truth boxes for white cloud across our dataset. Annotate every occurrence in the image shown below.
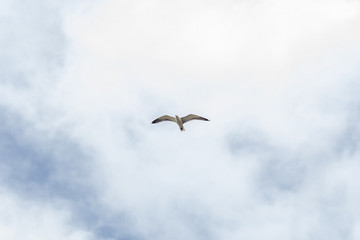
[0,188,90,240]
[1,0,360,239]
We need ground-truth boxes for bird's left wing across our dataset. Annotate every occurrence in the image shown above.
[181,114,209,123]
[152,115,176,124]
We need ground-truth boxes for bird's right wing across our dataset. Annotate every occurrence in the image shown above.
[152,115,176,124]
[181,114,209,123]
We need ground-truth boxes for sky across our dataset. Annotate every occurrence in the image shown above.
[1,0,360,239]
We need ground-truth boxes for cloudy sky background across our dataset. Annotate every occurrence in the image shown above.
[1,0,360,239]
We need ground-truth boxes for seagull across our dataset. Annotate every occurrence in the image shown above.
[152,114,209,131]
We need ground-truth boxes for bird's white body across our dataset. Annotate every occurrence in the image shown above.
[152,114,209,131]
[175,115,185,131]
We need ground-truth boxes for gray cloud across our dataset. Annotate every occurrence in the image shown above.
[0,106,140,240]
[0,0,139,238]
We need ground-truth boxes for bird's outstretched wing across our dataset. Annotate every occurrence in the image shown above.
[152,115,176,124]
[181,114,209,123]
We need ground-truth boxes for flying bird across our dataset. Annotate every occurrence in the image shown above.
[152,114,209,131]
